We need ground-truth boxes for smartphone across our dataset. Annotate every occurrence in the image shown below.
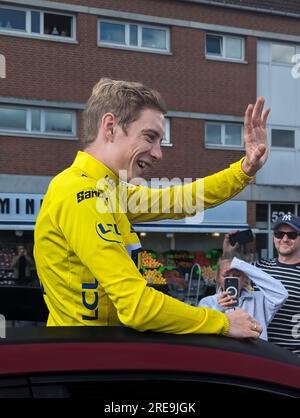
[229,229,253,246]
[224,277,239,308]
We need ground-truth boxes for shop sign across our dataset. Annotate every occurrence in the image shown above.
[0,193,44,221]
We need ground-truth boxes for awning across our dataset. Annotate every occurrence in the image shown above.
[0,193,249,233]
[133,200,249,233]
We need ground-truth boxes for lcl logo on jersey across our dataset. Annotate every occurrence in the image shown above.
[95,222,122,243]
[82,278,98,321]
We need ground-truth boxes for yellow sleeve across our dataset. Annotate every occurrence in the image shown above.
[126,158,252,223]
[203,157,252,209]
[52,192,229,335]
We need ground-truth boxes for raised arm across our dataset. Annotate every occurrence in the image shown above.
[231,257,288,324]
[126,98,270,224]
[241,97,271,176]
[126,158,253,223]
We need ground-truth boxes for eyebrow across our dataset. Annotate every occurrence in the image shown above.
[141,129,162,139]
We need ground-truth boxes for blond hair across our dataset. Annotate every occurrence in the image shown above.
[83,78,167,147]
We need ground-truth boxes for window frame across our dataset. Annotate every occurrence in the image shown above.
[98,18,170,53]
[0,107,27,131]
[271,43,296,65]
[205,122,244,149]
[205,33,245,62]
[0,4,76,41]
[271,128,295,149]
[0,4,26,32]
[161,118,171,146]
[0,106,77,140]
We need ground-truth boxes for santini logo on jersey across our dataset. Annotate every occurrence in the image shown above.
[77,190,107,203]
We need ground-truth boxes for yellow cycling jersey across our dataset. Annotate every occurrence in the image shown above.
[34,151,252,334]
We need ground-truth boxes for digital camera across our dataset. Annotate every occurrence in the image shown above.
[229,229,253,246]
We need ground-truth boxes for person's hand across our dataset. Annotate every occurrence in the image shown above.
[241,97,271,177]
[217,291,237,309]
[223,231,239,256]
[225,308,262,339]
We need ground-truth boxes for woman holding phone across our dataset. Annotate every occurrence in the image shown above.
[198,255,288,340]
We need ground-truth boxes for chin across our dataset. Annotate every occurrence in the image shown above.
[279,249,293,256]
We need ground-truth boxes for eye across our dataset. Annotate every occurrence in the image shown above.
[145,135,154,143]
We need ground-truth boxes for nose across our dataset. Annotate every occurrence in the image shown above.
[282,233,290,241]
[150,141,162,161]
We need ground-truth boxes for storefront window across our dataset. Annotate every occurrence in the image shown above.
[256,204,268,229]
[255,233,268,259]
[0,231,37,285]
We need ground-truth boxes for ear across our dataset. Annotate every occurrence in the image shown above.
[101,113,116,142]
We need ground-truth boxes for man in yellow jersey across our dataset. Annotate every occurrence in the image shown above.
[34,78,270,338]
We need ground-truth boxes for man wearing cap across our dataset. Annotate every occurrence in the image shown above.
[224,213,300,356]
[255,214,300,357]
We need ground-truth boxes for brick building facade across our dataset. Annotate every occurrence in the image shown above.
[0,0,300,257]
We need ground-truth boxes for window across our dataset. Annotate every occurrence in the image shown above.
[0,108,26,130]
[44,111,73,134]
[161,118,170,145]
[206,35,221,55]
[141,27,166,49]
[99,19,169,52]
[256,233,269,259]
[271,129,295,148]
[0,5,75,39]
[272,43,295,64]
[43,13,72,37]
[256,203,268,229]
[205,122,243,147]
[206,34,244,61]
[0,106,76,138]
[0,7,25,31]
[31,109,41,131]
[100,21,125,44]
[206,124,221,145]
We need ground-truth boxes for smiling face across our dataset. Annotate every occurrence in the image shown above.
[274,225,300,258]
[110,108,164,181]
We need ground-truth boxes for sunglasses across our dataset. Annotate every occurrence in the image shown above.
[274,231,300,240]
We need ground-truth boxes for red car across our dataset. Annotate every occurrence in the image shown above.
[0,325,299,399]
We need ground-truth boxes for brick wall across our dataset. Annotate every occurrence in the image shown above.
[57,0,300,36]
[145,118,245,180]
[0,0,297,177]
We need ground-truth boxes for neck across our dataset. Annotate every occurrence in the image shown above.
[278,253,300,264]
[84,144,118,177]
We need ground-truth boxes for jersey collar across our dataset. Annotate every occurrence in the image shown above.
[72,151,119,183]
